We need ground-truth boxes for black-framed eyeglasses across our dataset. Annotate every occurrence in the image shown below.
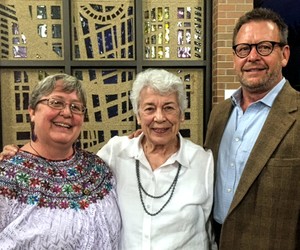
[36,98,86,114]
[232,41,286,58]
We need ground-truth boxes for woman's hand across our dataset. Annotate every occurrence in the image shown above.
[128,129,143,139]
[0,144,19,160]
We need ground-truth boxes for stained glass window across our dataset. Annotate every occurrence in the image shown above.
[143,1,204,60]
[72,1,135,60]
[0,0,210,152]
[0,1,63,60]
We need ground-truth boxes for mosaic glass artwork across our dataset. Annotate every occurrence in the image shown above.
[0,1,206,150]
[0,1,63,60]
[1,68,203,153]
[72,1,135,60]
[143,1,204,60]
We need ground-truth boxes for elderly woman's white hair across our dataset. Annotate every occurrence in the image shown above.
[130,69,188,115]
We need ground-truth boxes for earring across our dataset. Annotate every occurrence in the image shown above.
[73,137,81,148]
[30,121,37,142]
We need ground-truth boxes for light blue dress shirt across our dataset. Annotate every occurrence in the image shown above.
[213,78,286,224]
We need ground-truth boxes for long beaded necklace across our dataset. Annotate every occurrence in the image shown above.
[135,159,182,216]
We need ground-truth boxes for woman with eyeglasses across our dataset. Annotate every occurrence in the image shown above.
[0,74,121,249]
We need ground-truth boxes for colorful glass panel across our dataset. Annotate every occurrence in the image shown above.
[143,1,204,60]
[0,1,63,60]
[72,1,134,60]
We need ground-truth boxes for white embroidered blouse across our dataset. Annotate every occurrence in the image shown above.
[0,148,121,250]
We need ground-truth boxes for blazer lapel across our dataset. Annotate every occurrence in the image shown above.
[205,99,233,165]
[228,82,298,214]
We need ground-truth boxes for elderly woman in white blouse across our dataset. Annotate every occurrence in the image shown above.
[98,68,216,249]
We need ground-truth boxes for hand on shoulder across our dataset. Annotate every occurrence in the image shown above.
[127,129,143,139]
[0,144,19,160]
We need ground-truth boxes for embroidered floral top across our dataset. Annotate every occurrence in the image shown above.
[0,148,121,249]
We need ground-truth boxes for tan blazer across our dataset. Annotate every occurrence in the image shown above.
[205,81,300,250]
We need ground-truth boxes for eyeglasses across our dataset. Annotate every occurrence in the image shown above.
[232,41,286,58]
[36,98,86,114]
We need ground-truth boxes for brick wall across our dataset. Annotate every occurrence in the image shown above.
[212,1,253,105]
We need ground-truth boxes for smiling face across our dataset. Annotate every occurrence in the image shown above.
[137,87,184,148]
[29,80,84,149]
[233,20,290,95]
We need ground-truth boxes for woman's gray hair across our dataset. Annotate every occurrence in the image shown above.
[29,73,87,109]
[130,69,188,115]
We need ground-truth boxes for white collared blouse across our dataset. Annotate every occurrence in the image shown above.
[98,133,215,250]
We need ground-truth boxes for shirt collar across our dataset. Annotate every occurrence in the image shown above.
[231,77,286,108]
[168,134,190,168]
[120,133,189,169]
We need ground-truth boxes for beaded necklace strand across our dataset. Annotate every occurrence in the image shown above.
[135,159,181,216]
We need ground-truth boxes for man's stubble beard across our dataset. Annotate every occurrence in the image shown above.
[238,69,281,94]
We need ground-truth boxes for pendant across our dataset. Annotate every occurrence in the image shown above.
[83,189,91,195]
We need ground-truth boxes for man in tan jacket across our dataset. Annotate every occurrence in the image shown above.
[205,8,300,249]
